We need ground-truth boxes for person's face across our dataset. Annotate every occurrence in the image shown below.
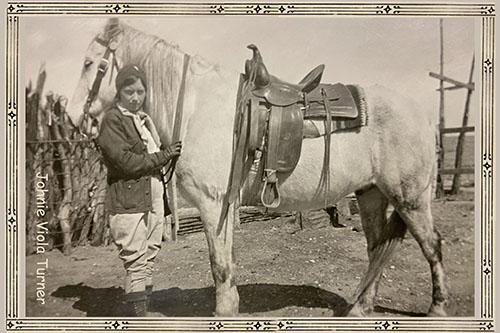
[118,78,146,113]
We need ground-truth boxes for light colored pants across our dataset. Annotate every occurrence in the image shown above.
[109,175,164,294]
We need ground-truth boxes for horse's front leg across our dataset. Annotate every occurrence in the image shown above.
[200,199,239,316]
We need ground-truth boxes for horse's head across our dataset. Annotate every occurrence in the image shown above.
[66,18,124,138]
[68,18,188,144]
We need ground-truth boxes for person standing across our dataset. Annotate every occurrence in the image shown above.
[97,64,182,316]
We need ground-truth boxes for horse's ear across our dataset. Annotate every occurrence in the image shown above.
[104,18,121,40]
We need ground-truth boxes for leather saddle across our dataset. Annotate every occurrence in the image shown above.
[245,44,324,106]
[229,44,365,209]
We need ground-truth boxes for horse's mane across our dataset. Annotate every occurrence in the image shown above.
[114,20,217,146]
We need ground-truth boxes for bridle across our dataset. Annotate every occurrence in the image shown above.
[80,31,121,137]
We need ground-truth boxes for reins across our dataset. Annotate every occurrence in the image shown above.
[80,32,121,136]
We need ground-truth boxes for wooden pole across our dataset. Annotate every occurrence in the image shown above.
[50,97,74,254]
[436,19,445,198]
[163,215,172,241]
[167,174,179,241]
[450,54,475,194]
[26,67,46,254]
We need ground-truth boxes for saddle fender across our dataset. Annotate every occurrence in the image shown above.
[248,98,269,152]
[260,105,304,208]
[266,105,304,173]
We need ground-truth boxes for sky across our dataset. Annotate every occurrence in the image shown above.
[22,16,476,127]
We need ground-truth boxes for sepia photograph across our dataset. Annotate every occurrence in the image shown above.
[3,2,495,332]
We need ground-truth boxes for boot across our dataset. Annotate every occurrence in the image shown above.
[125,291,148,317]
[131,299,147,317]
[145,285,153,309]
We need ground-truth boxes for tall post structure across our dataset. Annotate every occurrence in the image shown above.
[436,19,445,198]
[430,19,475,196]
[450,54,475,194]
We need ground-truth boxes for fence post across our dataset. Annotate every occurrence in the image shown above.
[163,215,172,241]
[50,97,73,254]
[450,54,475,195]
[436,19,446,198]
[167,174,180,241]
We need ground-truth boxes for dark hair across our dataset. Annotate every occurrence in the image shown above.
[115,75,147,103]
[117,75,147,92]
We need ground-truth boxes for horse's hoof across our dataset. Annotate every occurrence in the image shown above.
[146,311,163,317]
[215,302,239,317]
[63,245,72,256]
[215,310,238,317]
[346,304,366,317]
[427,304,447,317]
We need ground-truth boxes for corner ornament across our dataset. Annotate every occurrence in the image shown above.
[105,4,130,14]
[480,6,495,15]
[375,321,400,330]
[104,320,129,330]
[210,5,225,13]
[246,4,273,14]
[376,5,401,14]
[484,59,493,74]
[483,153,492,178]
[209,321,224,330]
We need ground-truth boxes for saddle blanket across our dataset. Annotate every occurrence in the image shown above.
[303,84,368,138]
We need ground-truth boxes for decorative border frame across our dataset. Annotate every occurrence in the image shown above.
[4,2,495,331]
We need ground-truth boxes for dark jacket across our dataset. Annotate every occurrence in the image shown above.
[97,106,170,214]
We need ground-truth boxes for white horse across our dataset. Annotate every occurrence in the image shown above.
[67,18,447,317]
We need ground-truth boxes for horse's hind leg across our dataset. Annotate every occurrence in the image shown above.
[199,199,239,316]
[396,186,448,316]
[348,186,404,316]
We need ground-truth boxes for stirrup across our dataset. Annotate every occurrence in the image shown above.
[261,169,281,209]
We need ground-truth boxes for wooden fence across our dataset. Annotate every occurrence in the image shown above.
[26,68,110,255]
[431,19,475,198]
[436,126,474,197]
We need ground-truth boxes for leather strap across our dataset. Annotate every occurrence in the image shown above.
[161,53,190,225]
[260,106,282,209]
[164,53,191,184]
[81,33,120,135]
[228,79,250,202]
[173,54,191,146]
[217,75,248,234]
[321,88,332,207]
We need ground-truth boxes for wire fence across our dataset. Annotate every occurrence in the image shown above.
[26,139,109,255]
[25,71,110,255]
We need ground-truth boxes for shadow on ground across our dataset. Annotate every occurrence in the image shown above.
[52,283,350,317]
[374,305,426,317]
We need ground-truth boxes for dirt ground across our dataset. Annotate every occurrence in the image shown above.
[26,190,474,318]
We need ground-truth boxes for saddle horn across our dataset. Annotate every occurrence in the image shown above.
[245,44,270,88]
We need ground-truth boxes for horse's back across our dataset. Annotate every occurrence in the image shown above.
[277,84,436,210]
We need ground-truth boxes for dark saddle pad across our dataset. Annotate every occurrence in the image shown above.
[305,83,359,119]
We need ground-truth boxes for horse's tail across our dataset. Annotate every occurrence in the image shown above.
[353,211,407,302]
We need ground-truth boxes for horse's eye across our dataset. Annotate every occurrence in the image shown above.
[84,60,93,69]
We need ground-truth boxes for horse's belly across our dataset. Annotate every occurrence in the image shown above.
[275,130,374,212]
[177,70,239,204]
